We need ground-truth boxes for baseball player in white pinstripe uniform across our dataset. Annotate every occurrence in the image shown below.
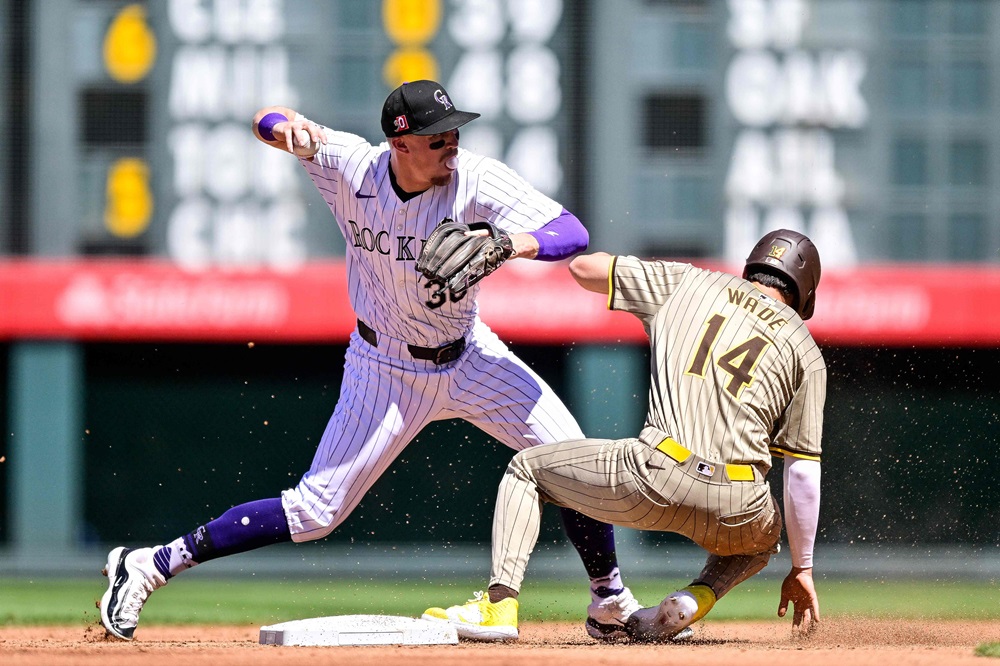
[99,80,634,641]
[424,230,825,642]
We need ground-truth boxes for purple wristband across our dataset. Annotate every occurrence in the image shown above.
[258,112,288,142]
[528,209,590,261]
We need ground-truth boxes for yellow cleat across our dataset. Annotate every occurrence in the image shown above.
[422,591,518,642]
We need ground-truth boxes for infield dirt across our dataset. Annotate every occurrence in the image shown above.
[2,619,997,666]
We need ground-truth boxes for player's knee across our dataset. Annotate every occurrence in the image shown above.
[281,487,349,541]
[290,511,345,541]
[503,450,544,492]
[297,522,336,541]
[506,449,533,476]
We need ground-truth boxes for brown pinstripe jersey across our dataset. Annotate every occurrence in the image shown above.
[610,257,826,472]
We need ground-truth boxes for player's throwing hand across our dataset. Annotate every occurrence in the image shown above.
[254,108,327,156]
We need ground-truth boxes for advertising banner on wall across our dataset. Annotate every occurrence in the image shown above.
[2,259,997,347]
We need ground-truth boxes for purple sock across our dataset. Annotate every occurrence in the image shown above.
[560,507,619,579]
[153,498,292,579]
[189,497,292,562]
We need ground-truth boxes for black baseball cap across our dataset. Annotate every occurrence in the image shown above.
[380,80,480,137]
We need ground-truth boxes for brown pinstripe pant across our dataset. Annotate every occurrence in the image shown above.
[490,437,782,600]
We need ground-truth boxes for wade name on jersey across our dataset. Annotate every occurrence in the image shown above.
[725,287,790,332]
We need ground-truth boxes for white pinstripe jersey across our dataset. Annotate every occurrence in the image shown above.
[298,128,563,348]
[610,257,826,472]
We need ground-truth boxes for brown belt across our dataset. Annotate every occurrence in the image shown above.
[357,319,466,366]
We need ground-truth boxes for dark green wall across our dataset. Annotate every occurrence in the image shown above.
[4,342,997,548]
[818,346,1000,544]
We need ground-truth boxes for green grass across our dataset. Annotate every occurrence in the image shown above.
[2,575,999,626]
[977,643,1000,658]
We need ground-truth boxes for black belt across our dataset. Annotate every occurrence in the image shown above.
[357,319,466,365]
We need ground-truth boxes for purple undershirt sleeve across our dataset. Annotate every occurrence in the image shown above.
[527,208,590,261]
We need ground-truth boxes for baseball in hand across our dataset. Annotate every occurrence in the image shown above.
[292,128,317,156]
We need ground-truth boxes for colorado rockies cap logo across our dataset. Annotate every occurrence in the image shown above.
[768,245,787,259]
[433,89,453,110]
[394,114,409,132]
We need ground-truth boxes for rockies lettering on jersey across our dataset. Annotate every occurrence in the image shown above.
[346,220,421,260]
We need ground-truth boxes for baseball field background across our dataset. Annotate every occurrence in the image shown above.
[4,0,1000,664]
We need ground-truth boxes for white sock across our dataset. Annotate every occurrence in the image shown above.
[590,567,624,598]
[153,537,199,578]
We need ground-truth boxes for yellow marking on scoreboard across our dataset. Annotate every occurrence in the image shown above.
[104,4,157,84]
[383,0,442,45]
[105,158,153,238]
[383,48,439,89]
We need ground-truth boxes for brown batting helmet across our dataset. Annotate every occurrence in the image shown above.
[743,229,821,320]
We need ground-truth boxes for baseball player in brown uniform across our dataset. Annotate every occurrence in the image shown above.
[423,229,825,642]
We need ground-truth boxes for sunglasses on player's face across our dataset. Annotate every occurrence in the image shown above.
[427,129,459,150]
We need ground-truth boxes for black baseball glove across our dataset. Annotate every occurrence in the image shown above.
[416,218,515,296]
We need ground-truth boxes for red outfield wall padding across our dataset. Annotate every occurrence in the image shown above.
[0,258,997,346]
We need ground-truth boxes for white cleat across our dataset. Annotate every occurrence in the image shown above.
[585,587,642,641]
[99,546,167,641]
